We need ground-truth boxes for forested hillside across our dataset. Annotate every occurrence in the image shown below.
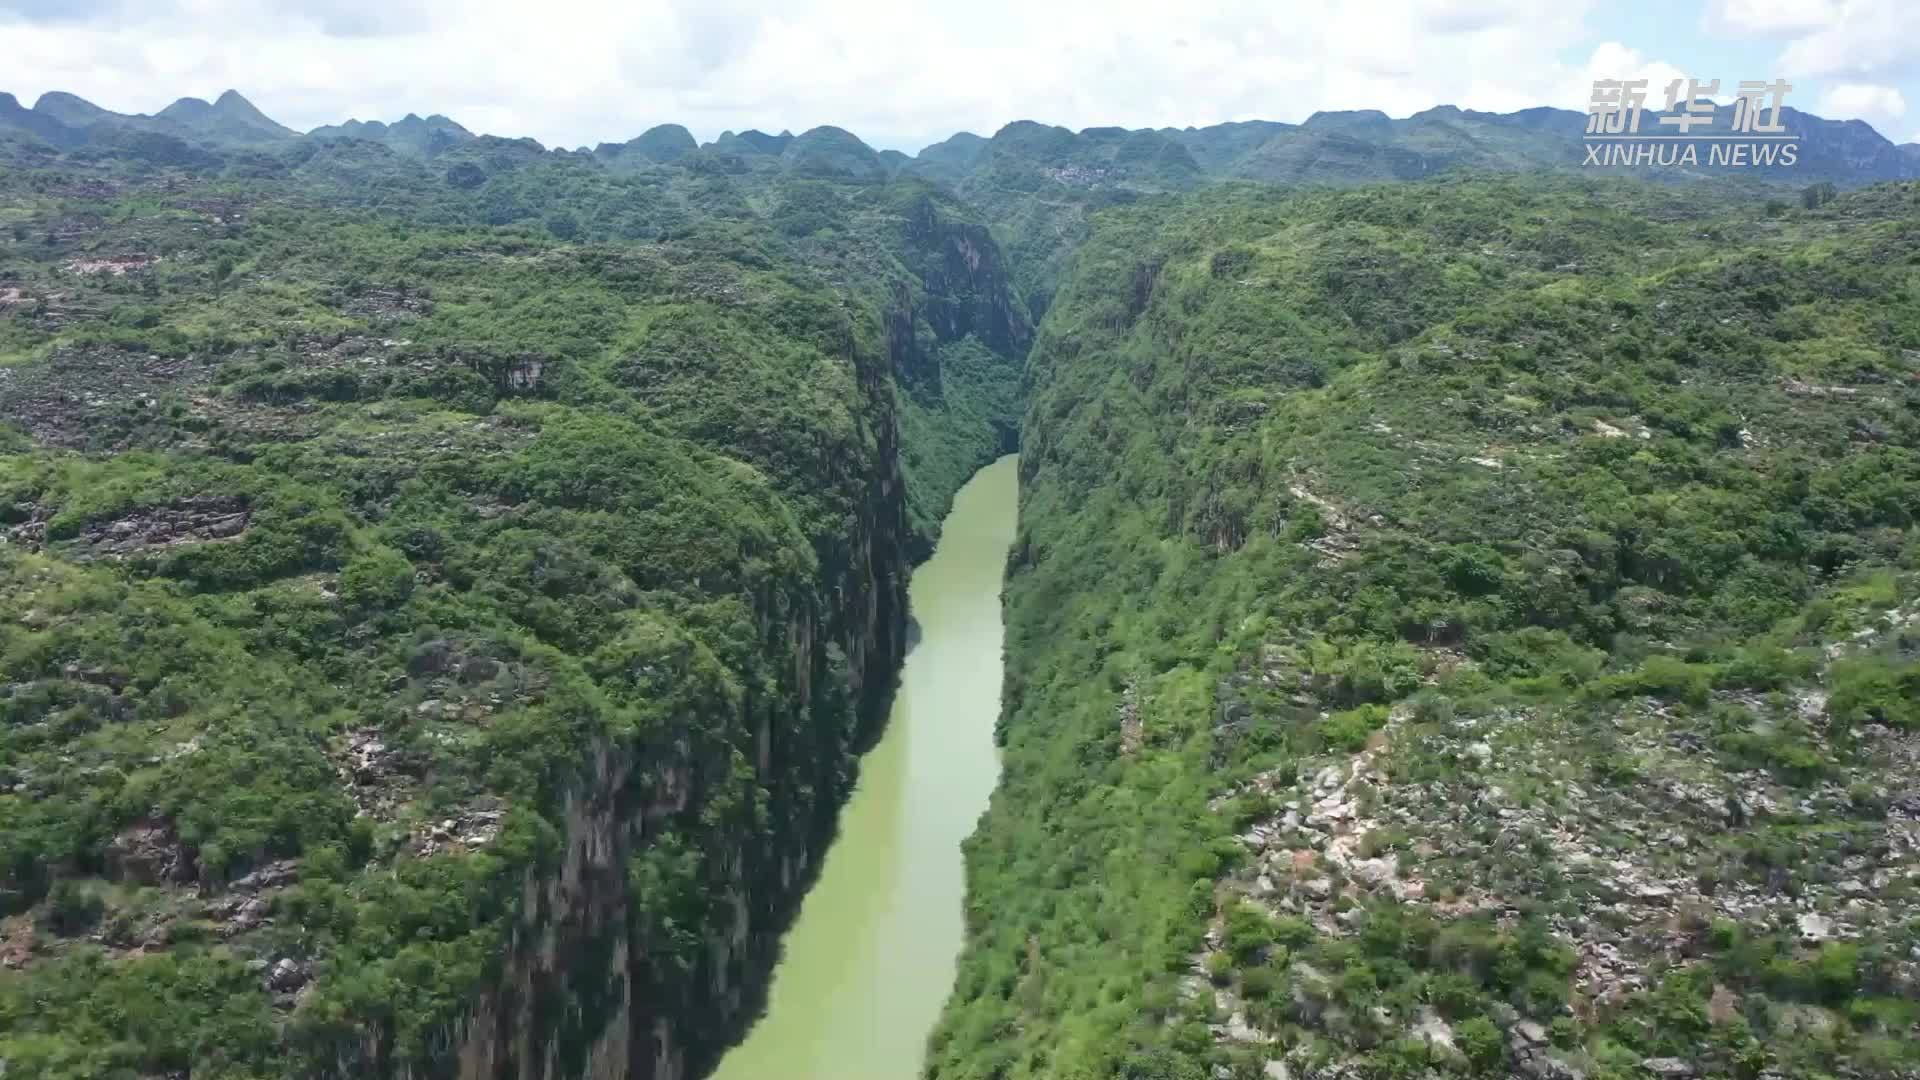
[0,119,1025,1077]
[7,82,1920,1080]
[930,178,1920,1080]
[907,105,1920,326]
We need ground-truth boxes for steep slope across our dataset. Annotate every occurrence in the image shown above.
[157,90,298,146]
[594,124,699,169]
[911,121,1203,324]
[0,93,85,148]
[931,178,1920,1080]
[0,113,1024,1079]
[912,131,990,186]
[780,125,889,181]
[859,184,1031,548]
[18,90,294,150]
[30,91,119,130]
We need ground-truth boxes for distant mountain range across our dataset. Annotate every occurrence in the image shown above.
[3,88,1917,193]
[5,88,295,148]
[307,113,474,157]
[915,105,1920,190]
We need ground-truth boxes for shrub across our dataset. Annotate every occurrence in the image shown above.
[339,548,416,612]
[1829,656,1920,729]
[1427,972,1482,1019]
[1320,704,1390,752]
[1455,1015,1503,1072]
[42,879,104,935]
[1224,902,1276,963]
[1205,949,1234,985]
[1272,914,1317,949]
[1241,964,1279,999]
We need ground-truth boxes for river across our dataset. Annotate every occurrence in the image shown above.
[712,454,1019,1080]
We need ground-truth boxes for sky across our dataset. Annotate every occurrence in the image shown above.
[1,0,1916,153]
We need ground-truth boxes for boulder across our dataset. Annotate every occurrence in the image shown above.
[104,820,194,885]
[1796,913,1834,942]
[267,957,308,992]
[1352,856,1397,888]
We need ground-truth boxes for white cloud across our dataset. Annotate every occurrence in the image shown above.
[1562,42,1695,110]
[1777,0,1920,79]
[1700,0,1838,37]
[1819,82,1908,130]
[0,0,1611,150]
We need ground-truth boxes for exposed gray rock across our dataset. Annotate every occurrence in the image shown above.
[1351,856,1396,888]
[1797,912,1833,942]
[230,859,299,892]
[1413,1006,1457,1053]
[77,496,249,556]
[104,819,194,885]
[267,957,308,992]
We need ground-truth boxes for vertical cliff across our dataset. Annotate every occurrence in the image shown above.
[281,173,1027,1080]
[0,127,1032,1080]
[352,321,913,1080]
[880,188,1033,555]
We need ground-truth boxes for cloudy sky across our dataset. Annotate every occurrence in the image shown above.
[2,0,1916,152]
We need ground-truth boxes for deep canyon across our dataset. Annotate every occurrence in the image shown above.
[714,455,1017,1080]
[4,91,1920,1080]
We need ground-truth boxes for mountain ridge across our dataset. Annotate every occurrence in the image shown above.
[308,113,474,156]
[27,88,294,147]
[5,88,1916,189]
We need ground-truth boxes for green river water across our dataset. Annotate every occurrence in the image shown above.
[712,455,1020,1080]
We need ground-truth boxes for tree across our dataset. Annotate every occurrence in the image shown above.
[1799,182,1836,210]
[42,879,103,935]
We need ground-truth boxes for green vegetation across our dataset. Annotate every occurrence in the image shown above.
[0,112,1024,1076]
[929,177,1920,1079]
[7,84,1920,1080]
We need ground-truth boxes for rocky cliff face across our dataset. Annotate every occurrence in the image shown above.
[400,333,912,1080]
[902,195,1030,364]
[886,193,1032,395]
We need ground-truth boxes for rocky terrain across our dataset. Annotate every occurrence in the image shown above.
[928,178,1920,1080]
